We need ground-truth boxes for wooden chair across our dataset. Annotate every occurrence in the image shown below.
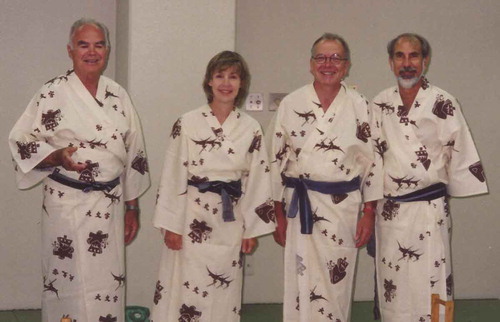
[431,293,454,322]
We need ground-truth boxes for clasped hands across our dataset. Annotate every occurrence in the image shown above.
[164,230,257,254]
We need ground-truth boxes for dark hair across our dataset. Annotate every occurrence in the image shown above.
[311,33,351,60]
[202,51,250,108]
[387,33,431,59]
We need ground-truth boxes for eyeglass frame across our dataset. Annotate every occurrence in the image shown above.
[311,54,349,65]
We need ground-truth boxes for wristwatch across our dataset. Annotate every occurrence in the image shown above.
[125,204,140,213]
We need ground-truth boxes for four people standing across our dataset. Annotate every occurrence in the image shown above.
[9,18,487,322]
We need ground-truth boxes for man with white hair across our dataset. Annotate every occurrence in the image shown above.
[369,33,488,321]
[9,18,150,321]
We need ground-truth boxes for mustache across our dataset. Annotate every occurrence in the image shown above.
[398,66,417,73]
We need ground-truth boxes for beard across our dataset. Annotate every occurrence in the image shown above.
[393,61,426,89]
[397,74,421,89]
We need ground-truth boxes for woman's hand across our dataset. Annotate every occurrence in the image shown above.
[241,238,257,254]
[164,230,183,250]
[273,201,287,247]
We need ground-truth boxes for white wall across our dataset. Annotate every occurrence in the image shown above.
[236,0,500,301]
[0,0,117,309]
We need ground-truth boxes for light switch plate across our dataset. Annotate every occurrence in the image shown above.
[245,93,264,111]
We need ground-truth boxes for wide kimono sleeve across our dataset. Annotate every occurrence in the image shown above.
[8,89,58,189]
[153,117,189,234]
[120,89,151,201]
[444,100,488,197]
[364,98,384,202]
[239,126,276,239]
[265,107,289,203]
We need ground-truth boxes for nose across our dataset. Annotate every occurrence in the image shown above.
[402,56,411,67]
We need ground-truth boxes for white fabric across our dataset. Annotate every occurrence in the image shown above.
[370,79,488,321]
[267,83,382,322]
[151,105,275,322]
[9,70,150,322]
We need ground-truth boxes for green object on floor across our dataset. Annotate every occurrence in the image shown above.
[3,300,500,322]
[125,306,150,322]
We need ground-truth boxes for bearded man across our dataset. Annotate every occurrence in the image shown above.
[369,33,487,321]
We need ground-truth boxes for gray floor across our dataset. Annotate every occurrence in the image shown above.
[1,299,499,321]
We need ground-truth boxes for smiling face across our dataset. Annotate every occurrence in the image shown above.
[208,66,242,106]
[310,39,350,88]
[67,24,109,78]
[390,37,429,89]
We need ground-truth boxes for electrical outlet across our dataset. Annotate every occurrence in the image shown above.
[245,93,264,111]
[244,254,254,276]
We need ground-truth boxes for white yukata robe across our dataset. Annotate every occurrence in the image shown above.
[370,78,488,322]
[9,70,150,322]
[267,83,382,322]
[152,105,275,322]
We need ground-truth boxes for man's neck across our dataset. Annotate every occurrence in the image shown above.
[398,81,421,109]
[313,81,341,112]
[75,70,101,97]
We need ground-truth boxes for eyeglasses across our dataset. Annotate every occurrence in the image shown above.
[312,54,348,65]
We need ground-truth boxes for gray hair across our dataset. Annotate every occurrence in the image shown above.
[310,33,351,60]
[387,33,431,59]
[68,18,110,49]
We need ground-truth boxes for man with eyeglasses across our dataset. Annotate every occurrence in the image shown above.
[267,33,382,321]
[369,33,487,321]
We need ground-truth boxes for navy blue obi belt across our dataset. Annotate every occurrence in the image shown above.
[385,182,447,202]
[283,175,361,234]
[188,179,242,222]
